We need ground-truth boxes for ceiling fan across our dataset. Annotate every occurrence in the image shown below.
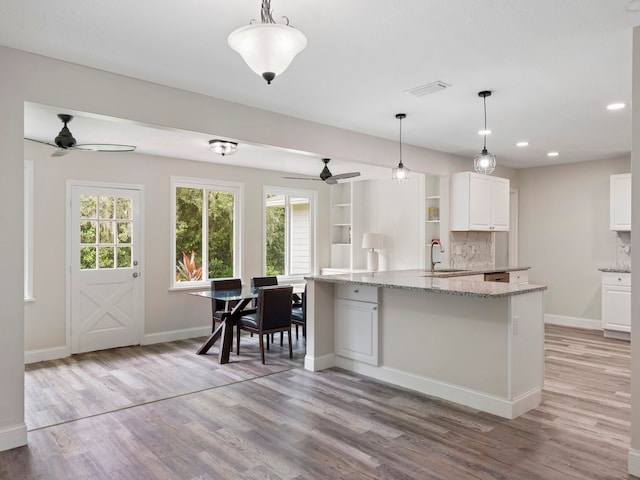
[284,158,360,185]
[26,114,136,157]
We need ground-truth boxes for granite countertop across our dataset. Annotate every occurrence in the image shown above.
[306,269,547,299]
[598,267,631,273]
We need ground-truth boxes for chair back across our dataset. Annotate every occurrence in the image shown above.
[258,285,293,330]
[211,278,242,313]
[251,276,278,288]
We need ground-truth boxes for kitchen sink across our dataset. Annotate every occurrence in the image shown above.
[421,268,471,277]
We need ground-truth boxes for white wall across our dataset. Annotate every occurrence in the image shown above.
[517,156,630,321]
[359,176,425,271]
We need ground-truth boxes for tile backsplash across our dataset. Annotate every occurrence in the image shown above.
[450,231,495,269]
[616,231,631,268]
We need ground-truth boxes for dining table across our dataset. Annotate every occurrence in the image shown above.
[190,285,304,364]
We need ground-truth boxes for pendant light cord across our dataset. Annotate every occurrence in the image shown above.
[398,115,403,167]
[261,0,275,23]
[483,95,488,151]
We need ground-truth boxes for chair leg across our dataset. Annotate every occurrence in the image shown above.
[267,334,270,350]
[259,334,265,364]
[303,324,306,337]
[288,328,293,359]
[236,325,241,355]
[295,324,299,340]
[280,332,283,346]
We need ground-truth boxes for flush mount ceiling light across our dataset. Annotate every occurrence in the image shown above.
[516,141,529,147]
[392,113,410,183]
[547,151,559,157]
[473,90,497,175]
[209,139,238,156]
[228,0,307,84]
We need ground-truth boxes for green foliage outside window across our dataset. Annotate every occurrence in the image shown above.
[175,186,235,281]
[266,198,285,276]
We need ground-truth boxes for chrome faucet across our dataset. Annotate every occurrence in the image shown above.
[430,239,444,272]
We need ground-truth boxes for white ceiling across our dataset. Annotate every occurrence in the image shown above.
[4,0,640,173]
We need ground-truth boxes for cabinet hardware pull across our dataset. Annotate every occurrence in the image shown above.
[354,289,359,293]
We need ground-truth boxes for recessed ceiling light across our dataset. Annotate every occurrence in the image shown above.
[626,0,640,12]
[607,103,626,110]
[516,141,529,147]
[547,152,559,157]
[478,129,492,135]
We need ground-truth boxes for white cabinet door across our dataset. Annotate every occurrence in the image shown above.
[490,177,510,231]
[451,172,510,231]
[610,173,631,231]
[468,174,492,230]
[334,298,379,365]
[602,272,631,332]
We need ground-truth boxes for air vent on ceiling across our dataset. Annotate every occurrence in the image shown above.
[405,81,451,97]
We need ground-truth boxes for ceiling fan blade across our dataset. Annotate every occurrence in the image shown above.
[52,148,70,157]
[282,175,322,181]
[329,172,360,181]
[74,144,136,152]
[325,177,338,185]
[25,138,57,148]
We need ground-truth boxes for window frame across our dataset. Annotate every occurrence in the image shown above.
[263,185,317,281]
[24,160,34,301]
[170,176,243,290]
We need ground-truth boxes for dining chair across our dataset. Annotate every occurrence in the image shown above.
[211,278,242,332]
[251,276,280,344]
[290,284,307,339]
[236,285,293,364]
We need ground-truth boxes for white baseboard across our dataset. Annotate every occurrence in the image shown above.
[304,353,335,372]
[24,326,210,363]
[628,448,640,476]
[24,345,70,364]
[0,423,27,452]
[334,357,540,420]
[140,326,210,345]
[544,314,601,331]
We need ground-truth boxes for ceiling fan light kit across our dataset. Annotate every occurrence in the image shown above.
[228,0,307,84]
[209,139,238,156]
[392,113,410,183]
[473,90,497,175]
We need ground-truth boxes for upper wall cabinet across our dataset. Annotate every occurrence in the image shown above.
[450,171,510,231]
[610,173,631,231]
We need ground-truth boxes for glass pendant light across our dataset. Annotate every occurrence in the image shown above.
[392,113,410,183]
[228,0,307,84]
[473,91,497,175]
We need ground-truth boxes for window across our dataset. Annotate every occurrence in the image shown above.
[171,177,242,288]
[24,161,34,301]
[264,187,315,277]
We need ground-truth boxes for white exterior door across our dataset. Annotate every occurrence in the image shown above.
[69,183,143,354]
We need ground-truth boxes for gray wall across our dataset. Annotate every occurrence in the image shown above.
[518,156,630,321]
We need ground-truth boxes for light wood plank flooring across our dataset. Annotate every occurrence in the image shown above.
[1,325,636,479]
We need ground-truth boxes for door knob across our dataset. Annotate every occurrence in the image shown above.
[133,272,139,278]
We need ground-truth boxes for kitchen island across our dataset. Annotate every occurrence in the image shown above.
[304,269,547,419]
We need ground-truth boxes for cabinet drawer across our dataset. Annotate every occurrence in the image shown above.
[335,284,379,303]
[509,270,529,284]
[602,272,631,287]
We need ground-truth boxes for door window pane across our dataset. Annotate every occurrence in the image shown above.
[99,196,115,219]
[117,247,132,268]
[117,197,132,220]
[98,247,115,268]
[80,247,96,270]
[80,195,97,219]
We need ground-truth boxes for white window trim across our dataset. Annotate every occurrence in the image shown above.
[170,176,243,290]
[24,160,34,302]
[263,185,317,280]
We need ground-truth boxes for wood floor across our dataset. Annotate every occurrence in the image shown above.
[1,325,636,479]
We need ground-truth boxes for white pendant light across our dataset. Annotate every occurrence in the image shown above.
[228,0,307,84]
[209,139,238,156]
[392,113,410,183]
[473,90,497,175]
